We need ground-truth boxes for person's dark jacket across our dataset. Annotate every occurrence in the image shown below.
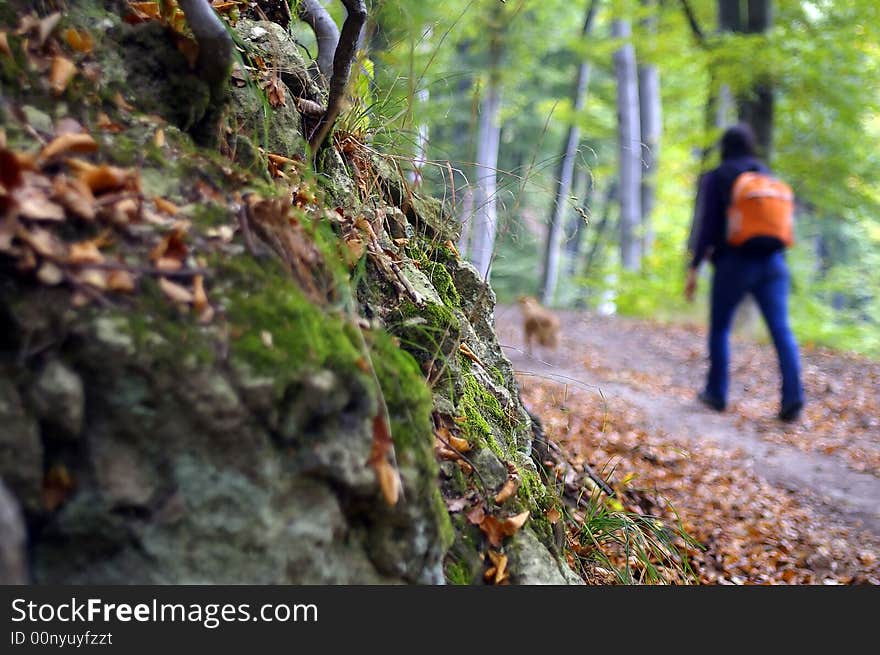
[690,155,769,268]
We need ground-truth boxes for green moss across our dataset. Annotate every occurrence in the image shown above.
[444,559,472,586]
[189,201,231,228]
[216,254,360,381]
[389,299,460,366]
[123,279,217,367]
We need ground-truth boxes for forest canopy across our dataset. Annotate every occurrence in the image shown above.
[332,0,880,356]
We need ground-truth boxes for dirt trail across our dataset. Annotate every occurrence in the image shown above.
[495,305,880,537]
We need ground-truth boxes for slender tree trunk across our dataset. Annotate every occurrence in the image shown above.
[613,19,642,271]
[637,0,660,257]
[468,8,503,280]
[540,0,599,304]
[564,166,591,278]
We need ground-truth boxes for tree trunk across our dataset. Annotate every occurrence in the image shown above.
[564,166,591,278]
[637,0,660,256]
[468,7,503,280]
[540,0,599,304]
[612,19,642,271]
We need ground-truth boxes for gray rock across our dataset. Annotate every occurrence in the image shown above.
[0,377,43,514]
[31,360,85,439]
[0,481,27,584]
[508,528,583,585]
[91,438,156,508]
[470,447,509,491]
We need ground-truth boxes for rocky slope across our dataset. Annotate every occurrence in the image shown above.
[0,1,579,584]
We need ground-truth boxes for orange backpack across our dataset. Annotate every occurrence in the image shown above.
[726,172,795,248]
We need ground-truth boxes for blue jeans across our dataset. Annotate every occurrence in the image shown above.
[705,250,804,410]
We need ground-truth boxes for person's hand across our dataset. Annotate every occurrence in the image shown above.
[685,267,698,303]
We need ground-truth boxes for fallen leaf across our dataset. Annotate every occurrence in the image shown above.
[448,434,472,453]
[75,267,107,290]
[16,189,66,221]
[38,12,61,47]
[478,511,530,547]
[17,225,64,257]
[38,132,98,163]
[149,225,188,265]
[114,91,135,112]
[265,77,286,107]
[96,112,125,133]
[110,197,139,224]
[373,456,401,506]
[159,277,194,304]
[62,27,94,54]
[494,476,519,504]
[466,504,486,526]
[49,56,77,96]
[192,274,210,313]
[42,463,75,512]
[0,32,11,58]
[546,506,562,524]
[0,148,24,189]
[107,268,135,293]
[36,261,64,285]
[154,196,178,215]
[79,164,131,193]
[487,550,509,584]
[52,175,96,221]
[67,240,104,264]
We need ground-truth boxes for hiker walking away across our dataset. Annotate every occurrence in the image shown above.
[685,124,805,422]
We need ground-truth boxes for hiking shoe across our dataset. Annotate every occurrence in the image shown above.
[778,401,803,422]
[698,391,725,412]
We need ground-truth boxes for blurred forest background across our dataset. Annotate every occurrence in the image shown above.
[309,0,880,357]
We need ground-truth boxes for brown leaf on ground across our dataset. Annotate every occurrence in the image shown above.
[478,511,530,547]
[49,56,77,95]
[63,27,94,54]
[38,133,98,163]
[15,187,66,222]
[368,414,401,506]
[372,456,401,506]
[114,91,135,112]
[37,12,62,47]
[79,164,133,194]
[107,269,136,293]
[466,504,486,526]
[448,434,472,453]
[52,176,95,221]
[67,239,104,264]
[42,463,75,512]
[486,550,509,584]
[494,476,520,504]
[17,225,65,257]
[0,32,11,58]
[0,148,24,188]
[159,277,194,304]
[149,224,188,265]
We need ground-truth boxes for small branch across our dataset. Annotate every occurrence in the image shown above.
[308,0,367,153]
[296,0,341,81]
[678,0,707,47]
[177,0,234,97]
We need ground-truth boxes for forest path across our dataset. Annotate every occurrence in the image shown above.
[495,305,880,538]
